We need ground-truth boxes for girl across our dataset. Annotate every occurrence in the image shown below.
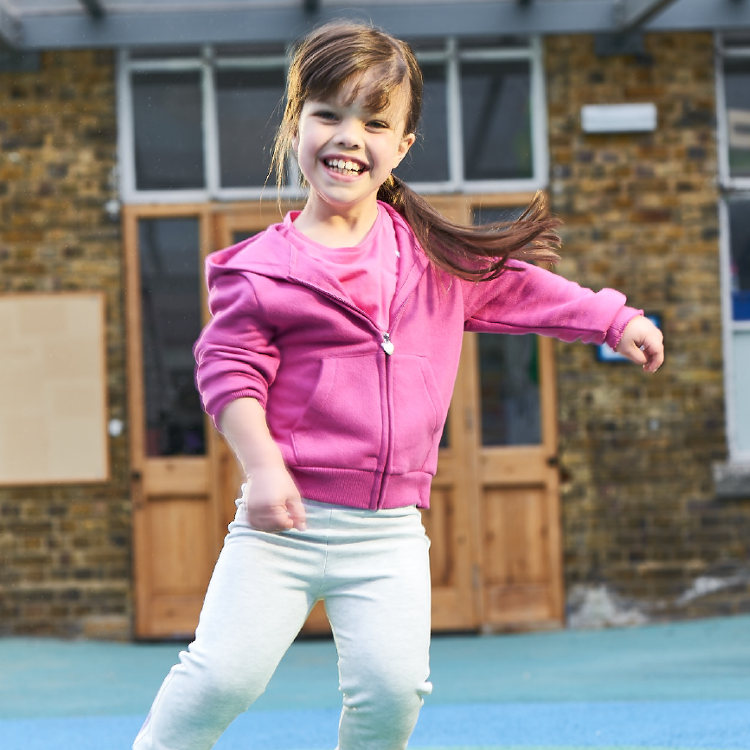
[134,20,664,750]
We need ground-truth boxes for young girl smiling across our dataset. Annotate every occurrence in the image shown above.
[134,20,663,750]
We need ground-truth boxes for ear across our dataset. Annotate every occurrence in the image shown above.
[392,132,416,168]
[291,132,300,154]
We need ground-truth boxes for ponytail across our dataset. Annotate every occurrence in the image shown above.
[377,175,561,282]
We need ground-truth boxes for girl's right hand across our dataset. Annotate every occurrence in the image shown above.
[242,467,307,532]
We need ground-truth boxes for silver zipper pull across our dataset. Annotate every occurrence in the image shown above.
[381,332,394,355]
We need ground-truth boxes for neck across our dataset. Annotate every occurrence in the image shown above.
[292,195,380,248]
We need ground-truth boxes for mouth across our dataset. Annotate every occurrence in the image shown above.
[322,157,368,176]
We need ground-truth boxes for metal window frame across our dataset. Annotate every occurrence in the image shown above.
[118,36,548,204]
[717,33,750,462]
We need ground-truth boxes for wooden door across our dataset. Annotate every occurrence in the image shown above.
[125,205,227,639]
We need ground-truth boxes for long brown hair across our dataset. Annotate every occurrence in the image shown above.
[271,20,561,281]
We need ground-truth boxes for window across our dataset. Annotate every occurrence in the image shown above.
[718,35,750,461]
[117,37,547,202]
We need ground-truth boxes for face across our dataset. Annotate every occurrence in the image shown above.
[292,79,416,215]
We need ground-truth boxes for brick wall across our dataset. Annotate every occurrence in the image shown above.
[0,50,131,638]
[546,32,750,625]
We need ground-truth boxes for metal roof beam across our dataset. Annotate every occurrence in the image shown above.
[11,0,750,50]
[614,0,680,31]
[0,5,22,49]
[78,0,106,20]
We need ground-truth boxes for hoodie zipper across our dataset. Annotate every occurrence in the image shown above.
[290,276,420,509]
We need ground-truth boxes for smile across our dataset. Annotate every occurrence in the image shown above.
[323,158,367,176]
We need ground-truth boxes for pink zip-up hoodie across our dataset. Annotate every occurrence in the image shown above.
[194,202,639,510]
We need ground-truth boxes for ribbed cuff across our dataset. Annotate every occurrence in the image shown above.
[605,306,643,351]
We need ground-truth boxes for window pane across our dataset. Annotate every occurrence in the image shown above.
[725,60,750,179]
[478,333,541,446]
[139,218,205,456]
[473,206,541,446]
[729,199,750,321]
[473,205,526,224]
[460,60,533,181]
[216,68,286,188]
[395,63,449,183]
[132,72,205,190]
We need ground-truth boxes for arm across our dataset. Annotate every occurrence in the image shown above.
[220,397,306,532]
[462,261,633,345]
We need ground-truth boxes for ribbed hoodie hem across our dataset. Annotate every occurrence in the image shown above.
[291,466,433,510]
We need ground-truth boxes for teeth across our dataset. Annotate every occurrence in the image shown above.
[326,158,363,173]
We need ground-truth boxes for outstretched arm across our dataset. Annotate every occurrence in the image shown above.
[219,397,306,532]
[614,315,664,373]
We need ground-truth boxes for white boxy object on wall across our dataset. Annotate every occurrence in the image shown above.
[581,103,658,133]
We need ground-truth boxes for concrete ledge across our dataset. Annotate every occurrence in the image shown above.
[713,462,750,499]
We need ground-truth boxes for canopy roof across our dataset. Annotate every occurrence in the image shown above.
[0,0,748,49]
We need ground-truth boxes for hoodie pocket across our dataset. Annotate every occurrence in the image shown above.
[391,355,444,475]
[291,355,381,470]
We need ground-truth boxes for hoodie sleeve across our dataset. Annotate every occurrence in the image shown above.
[461,260,642,350]
[193,270,280,430]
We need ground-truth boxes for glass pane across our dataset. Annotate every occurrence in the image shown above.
[460,60,532,181]
[478,333,541,446]
[132,71,205,190]
[724,60,750,179]
[729,199,750,320]
[139,218,206,456]
[232,230,257,245]
[473,205,526,224]
[395,63,449,183]
[216,68,286,188]
[473,205,541,446]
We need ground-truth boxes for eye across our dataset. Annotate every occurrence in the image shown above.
[367,120,389,130]
[313,109,338,121]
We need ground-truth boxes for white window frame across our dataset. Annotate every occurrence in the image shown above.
[716,33,750,463]
[117,37,548,205]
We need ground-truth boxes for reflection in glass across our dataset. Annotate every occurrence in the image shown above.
[216,69,286,187]
[396,63,449,183]
[139,218,206,456]
[729,199,750,320]
[460,61,532,181]
[132,72,205,190]
[724,60,750,178]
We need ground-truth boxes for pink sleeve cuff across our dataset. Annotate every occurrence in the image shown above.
[605,306,643,350]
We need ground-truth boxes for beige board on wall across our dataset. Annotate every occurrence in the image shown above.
[0,292,109,484]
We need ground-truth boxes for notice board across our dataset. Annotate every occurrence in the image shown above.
[0,292,109,484]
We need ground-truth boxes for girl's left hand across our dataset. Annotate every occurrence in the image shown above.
[615,315,664,373]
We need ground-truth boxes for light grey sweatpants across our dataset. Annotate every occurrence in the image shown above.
[133,497,433,750]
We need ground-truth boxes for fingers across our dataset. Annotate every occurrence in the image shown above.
[286,496,307,531]
[615,316,664,373]
[641,333,665,373]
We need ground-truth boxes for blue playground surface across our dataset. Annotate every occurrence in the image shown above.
[1,614,749,749]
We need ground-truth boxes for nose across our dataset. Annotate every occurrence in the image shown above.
[333,117,363,150]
